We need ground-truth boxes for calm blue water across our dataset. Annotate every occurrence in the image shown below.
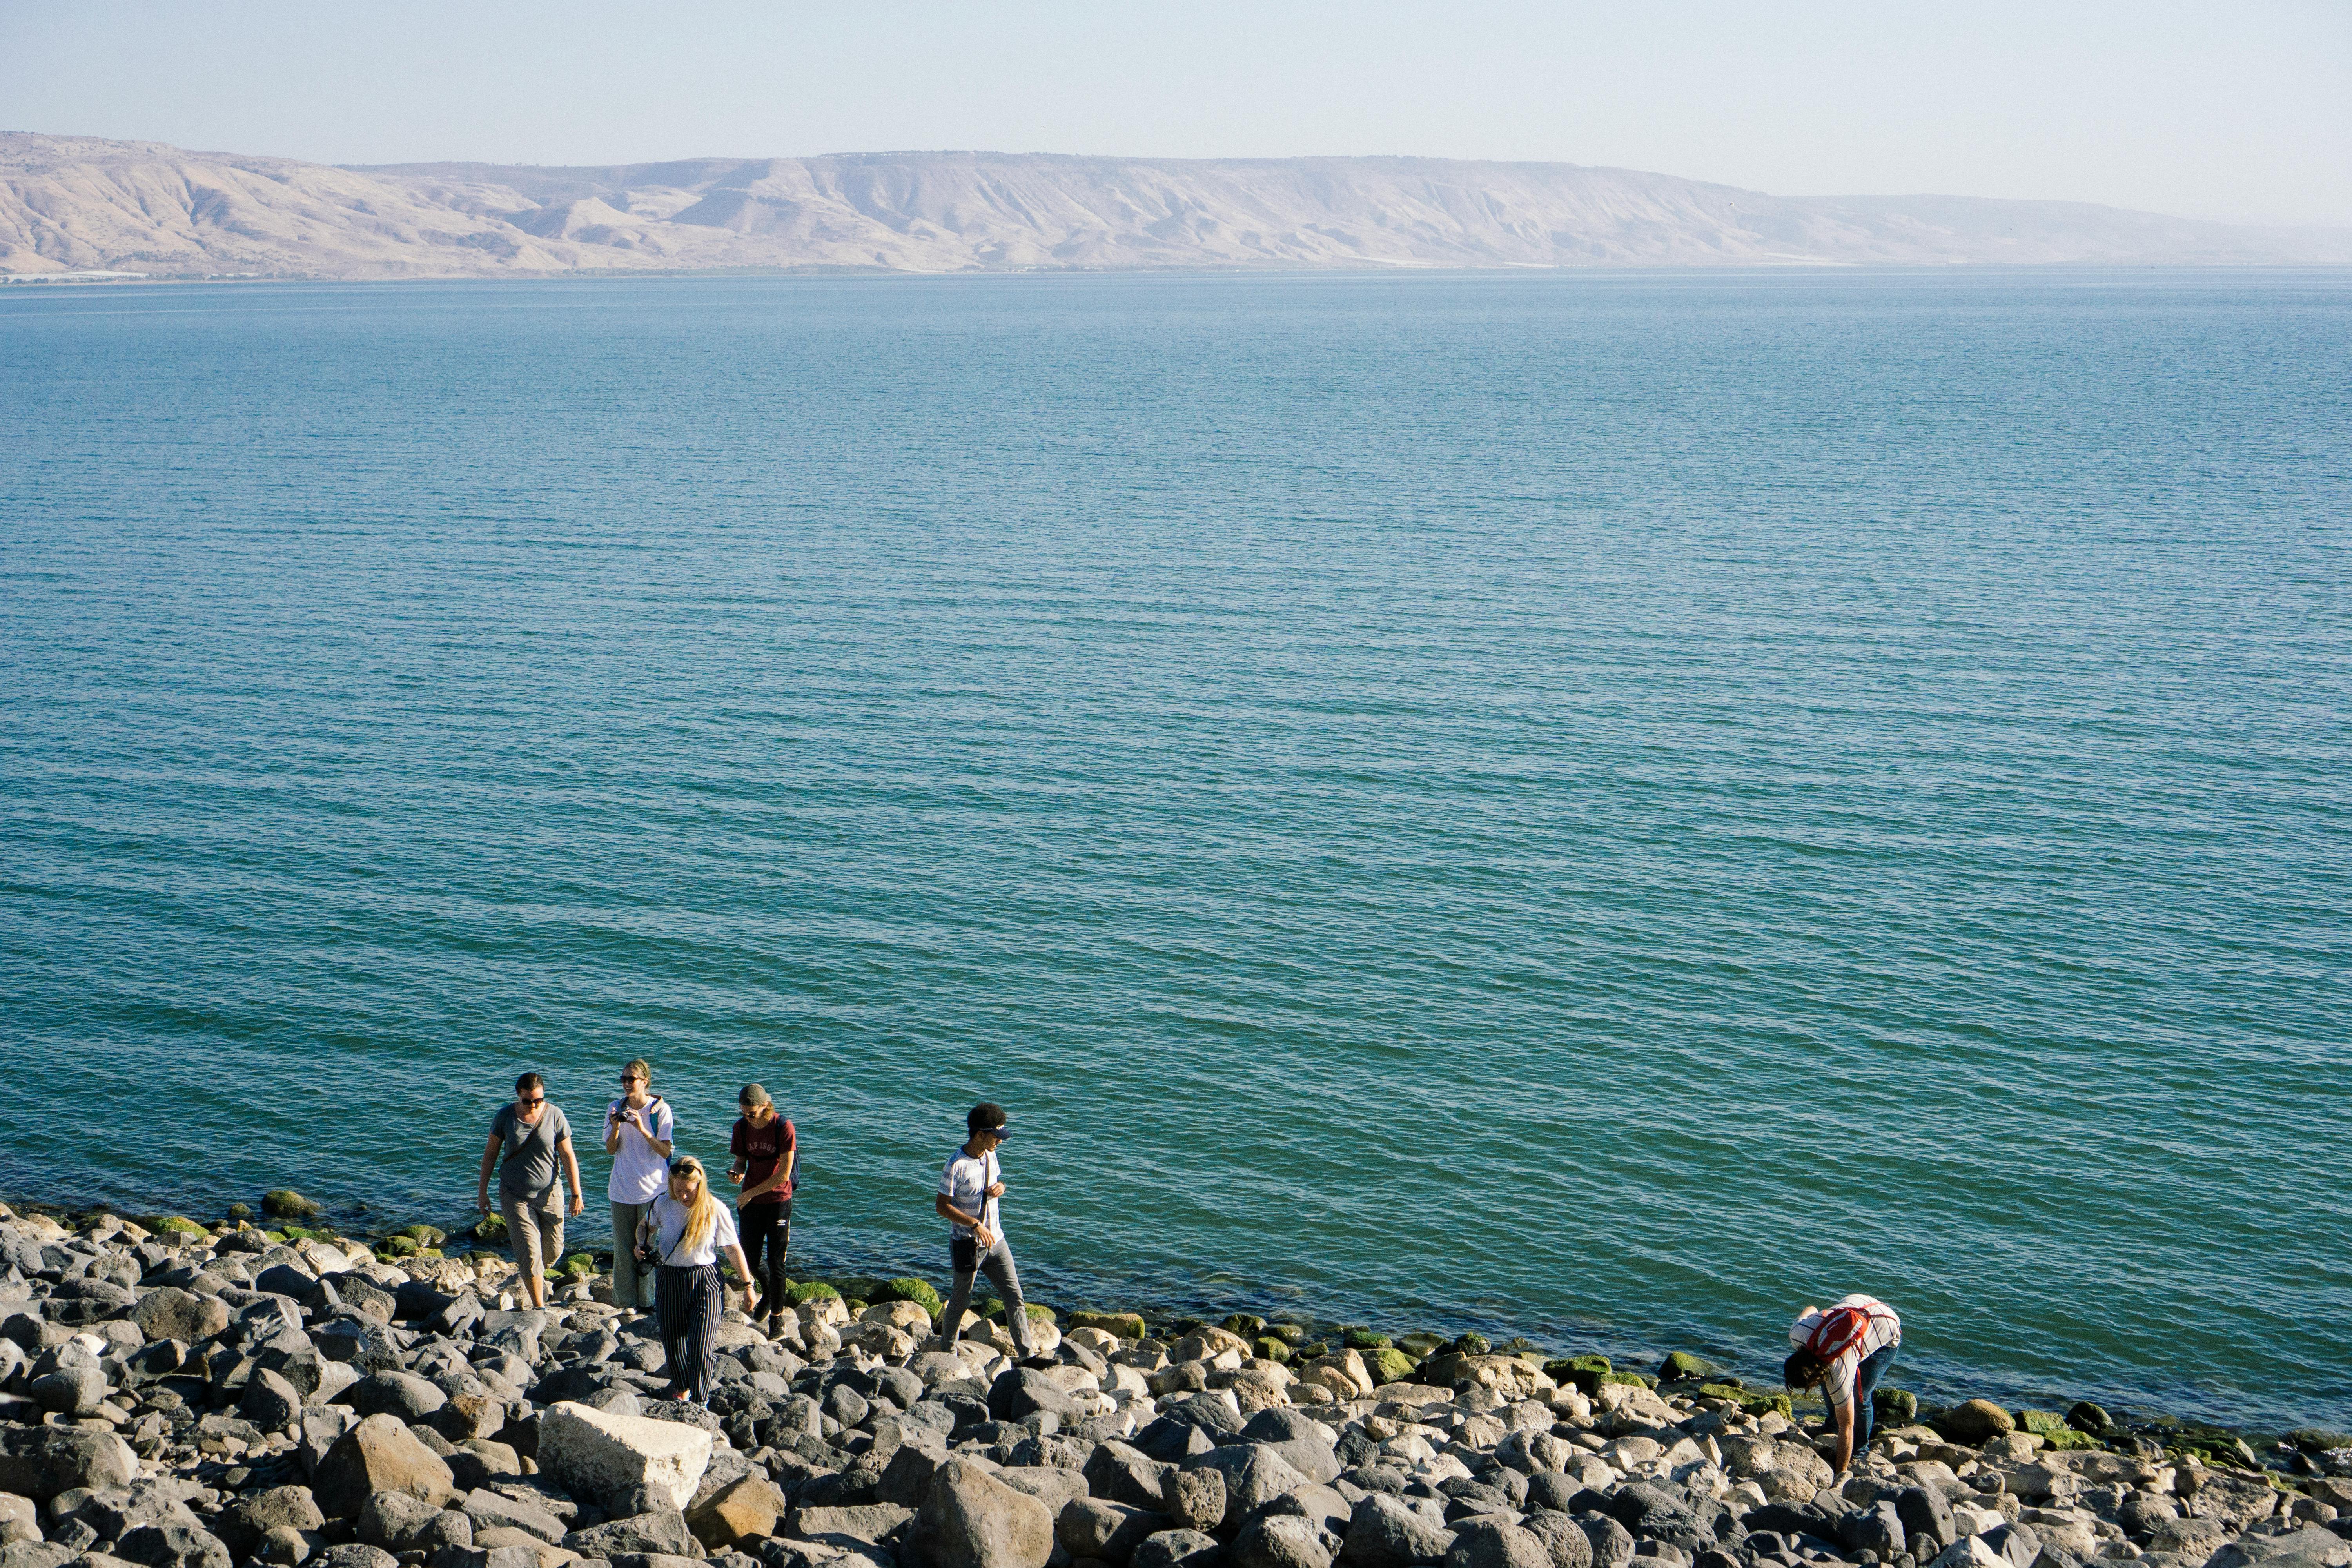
[1,270,2347,1430]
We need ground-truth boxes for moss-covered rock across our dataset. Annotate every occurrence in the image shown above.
[2018,1409,2072,1439]
[1365,1347,1417,1385]
[1254,1336,1293,1364]
[1223,1314,1266,1336]
[834,1276,890,1303]
[1300,1341,1329,1359]
[226,1202,253,1221]
[262,1189,320,1220]
[1452,1332,1491,1356]
[2288,1428,2352,1454]
[1499,1336,1540,1354]
[1342,1327,1392,1351]
[259,1229,287,1243]
[1872,1388,1918,1424]
[785,1280,840,1305]
[883,1278,945,1315]
[2069,1402,2114,1434]
[1265,1322,1307,1346]
[1397,1331,1448,1357]
[469,1213,508,1243]
[1068,1310,1146,1340]
[1547,1354,1612,1394]
[1658,1351,1722,1383]
[379,1234,420,1257]
[1699,1382,1791,1417]
[1599,1370,1656,1390]
[2040,1428,2102,1451]
[398,1224,448,1246]
[147,1216,207,1238]
[557,1252,596,1282]
[1023,1304,1055,1325]
[843,1299,869,1315]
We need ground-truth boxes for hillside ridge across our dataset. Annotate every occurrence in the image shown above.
[6,132,2349,278]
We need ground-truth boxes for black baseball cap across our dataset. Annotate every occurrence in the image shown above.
[967,1103,1009,1136]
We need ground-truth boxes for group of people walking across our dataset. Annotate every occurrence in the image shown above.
[477,1066,1033,1405]
[478,1063,1897,1471]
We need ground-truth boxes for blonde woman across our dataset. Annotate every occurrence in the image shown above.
[636,1155,758,1403]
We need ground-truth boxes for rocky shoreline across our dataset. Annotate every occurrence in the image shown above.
[4,1197,2348,1568]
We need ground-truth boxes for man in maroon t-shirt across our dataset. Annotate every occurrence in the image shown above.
[728,1084,796,1338]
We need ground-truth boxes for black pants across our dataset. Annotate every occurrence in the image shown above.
[739,1200,791,1321]
[655,1262,724,1402]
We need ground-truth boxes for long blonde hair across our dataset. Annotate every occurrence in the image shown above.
[669,1156,719,1256]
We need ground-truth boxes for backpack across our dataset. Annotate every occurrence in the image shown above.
[1804,1303,1877,1364]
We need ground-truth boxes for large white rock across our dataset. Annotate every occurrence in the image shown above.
[537,1401,713,1512]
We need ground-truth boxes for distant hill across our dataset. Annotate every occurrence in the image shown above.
[5,132,2349,279]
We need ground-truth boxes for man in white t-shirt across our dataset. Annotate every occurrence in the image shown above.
[1786,1294,1902,1475]
[933,1102,1034,1359]
[603,1058,675,1313]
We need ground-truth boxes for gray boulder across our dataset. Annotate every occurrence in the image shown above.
[129,1290,229,1346]
[312,1414,460,1518]
[29,1366,107,1417]
[113,1523,232,1568]
[1057,1500,1171,1566]
[1134,1531,1223,1568]
[1577,1518,1634,1568]
[214,1488,326,1559]
[1161,1468,1226,1536]
[986,1369,1077,1425]
[345,1372,449,1422]
[462,1489,566,1545]
[1445,1523,1554,1568]
[0,1426,140,1502]
[1342,1496,1455,1568]
[1897,1488,1955,1553]
[1980,1523,2042,1568]
[1518,1512,1593,1568]
[1180,1445,1310,1534]
[240,1368,305,1434]
[1083,1443,1174,1513]
[905,1459,1054,1568]
[563,1511,702,1561]
[1236,1513,1337,1568]
[317,1544,400,1568]
[1236,1411,1343,1486]
[359,1493,470,1553]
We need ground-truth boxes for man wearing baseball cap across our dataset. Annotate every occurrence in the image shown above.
[933,1102,1034,1360]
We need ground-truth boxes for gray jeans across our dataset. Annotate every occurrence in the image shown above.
[940,1236,1033,1357]
[610,1200,657,1310]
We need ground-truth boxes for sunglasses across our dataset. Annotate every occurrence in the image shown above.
[518,1095,546,1106]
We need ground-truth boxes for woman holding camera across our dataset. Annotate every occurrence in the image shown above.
[637,1155,759,1404]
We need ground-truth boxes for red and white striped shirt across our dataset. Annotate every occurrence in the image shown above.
[1790,1294,1901,1412]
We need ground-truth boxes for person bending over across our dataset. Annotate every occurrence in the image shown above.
[728,1084,796,1340]
[933,1102,1034,1361]
[477,1072,583,1310]
[1785,1293,1902,1475]
[639,1154,759,1404]
[604,1058,674,1314]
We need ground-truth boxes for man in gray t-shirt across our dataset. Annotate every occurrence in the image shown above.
[476,1071,583,1310]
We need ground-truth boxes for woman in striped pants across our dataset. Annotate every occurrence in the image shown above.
[639,1155,760,1403]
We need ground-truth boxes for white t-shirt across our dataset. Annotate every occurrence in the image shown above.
[1790,1294,1902,1412]
[649,1194,739,1267]
[606,1095,676,1205]
[939,1148,1000,1242]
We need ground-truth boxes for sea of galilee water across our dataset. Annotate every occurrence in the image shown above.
[0,268,2345,1428]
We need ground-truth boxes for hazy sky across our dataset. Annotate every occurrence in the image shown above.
[5,0,2350,227]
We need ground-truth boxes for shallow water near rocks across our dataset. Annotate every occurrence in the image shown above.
[1,269,2346,1429]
